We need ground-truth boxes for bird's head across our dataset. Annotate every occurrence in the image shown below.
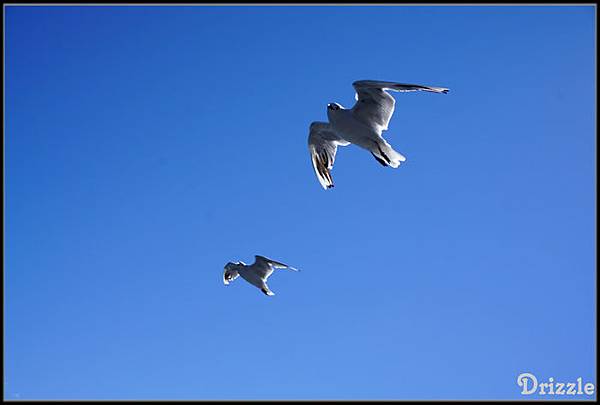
[327,102,342,112]
[327,102,343,121]
[223,261,242,285]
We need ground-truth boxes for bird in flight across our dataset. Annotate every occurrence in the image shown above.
[308,80,449,189]
[223,255,300,296]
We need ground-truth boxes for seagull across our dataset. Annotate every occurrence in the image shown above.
[223,255,300,296]
[308,80,449,189]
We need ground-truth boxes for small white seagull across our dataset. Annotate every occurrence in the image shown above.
[223,255,299,296]
[308,80,449,189]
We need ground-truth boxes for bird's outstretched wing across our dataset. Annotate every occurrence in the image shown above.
[255,255,299,272]
[308,122,350,190]
[351,80,449,133]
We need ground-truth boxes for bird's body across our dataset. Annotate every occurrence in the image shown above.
[308,80,449,189]
[223,255,299,296]
[326,110,377,150]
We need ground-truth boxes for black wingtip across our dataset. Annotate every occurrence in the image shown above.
[371,152,389,167]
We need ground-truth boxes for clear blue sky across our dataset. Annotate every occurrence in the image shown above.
[5,5,596,400]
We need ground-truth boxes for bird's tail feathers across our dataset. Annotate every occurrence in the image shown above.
[261,287,275,296]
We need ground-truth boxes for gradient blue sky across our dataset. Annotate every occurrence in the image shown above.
[5,5,596,400]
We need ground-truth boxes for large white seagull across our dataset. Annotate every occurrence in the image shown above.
[308,80,449,189]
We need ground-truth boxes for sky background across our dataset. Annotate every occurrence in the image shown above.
[4,5,596,400]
